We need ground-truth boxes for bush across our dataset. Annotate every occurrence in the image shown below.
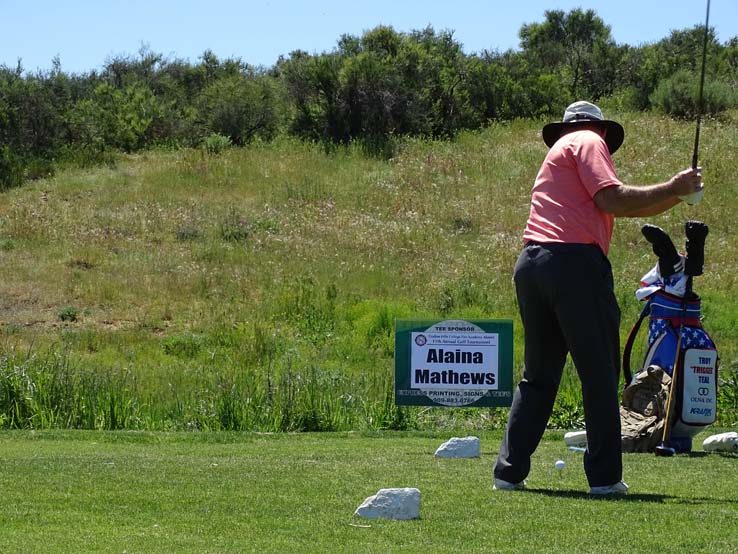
[58,306,80,322]
[284,27,474,147]
[597,87,642,113]
[650,69,736,118]
[194,74,285,145]
[201,133,232,155]
[0,145,25,190]
[69,82,161,152]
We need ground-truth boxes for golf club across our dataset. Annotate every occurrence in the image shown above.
[692,0,711,170]
[655,277,691,457]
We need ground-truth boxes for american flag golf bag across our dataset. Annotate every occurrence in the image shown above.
[622,222,718,453]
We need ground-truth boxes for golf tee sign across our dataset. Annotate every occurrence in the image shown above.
[395,319,513,407]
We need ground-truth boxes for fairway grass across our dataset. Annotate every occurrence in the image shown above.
[1,430,736,553]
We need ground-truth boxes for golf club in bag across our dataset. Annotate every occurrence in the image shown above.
[621,221,718,454]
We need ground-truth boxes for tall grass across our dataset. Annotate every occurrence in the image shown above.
[0,344,449,431]
[0,113,737,430]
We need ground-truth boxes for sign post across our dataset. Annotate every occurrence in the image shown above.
[395,319,514,408]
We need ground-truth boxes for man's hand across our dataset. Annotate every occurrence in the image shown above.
[670,167,704,199]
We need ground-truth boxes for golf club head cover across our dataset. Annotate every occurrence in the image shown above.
[641,224,682,278]
[684,220,709,276]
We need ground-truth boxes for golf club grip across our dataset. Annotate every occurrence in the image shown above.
[692,123,701,170]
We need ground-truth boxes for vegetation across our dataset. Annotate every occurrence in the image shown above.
[0,110,737,431]
[1,7,737,431]
[1,430,737,553]
[3,9,738,187]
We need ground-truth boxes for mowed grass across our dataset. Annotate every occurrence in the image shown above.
[0,111,737,430]
[1,430,737,554]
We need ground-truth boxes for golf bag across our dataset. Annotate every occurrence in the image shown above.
[621,222,718,453]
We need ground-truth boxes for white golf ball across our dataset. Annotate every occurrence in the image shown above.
[554,460,566,471]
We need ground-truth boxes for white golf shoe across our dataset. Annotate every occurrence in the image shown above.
[493,478,526,491]
[589,480,629,496]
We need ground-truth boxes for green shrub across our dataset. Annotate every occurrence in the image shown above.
[597,86,642,113]
[201,133,232,155]
[650,69,736,118]
[195,74,285,145]
[69,82,161,152]
[0,145,26,190]
[58,306,80,322]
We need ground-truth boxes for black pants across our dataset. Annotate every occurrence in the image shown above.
[494,242,622,487]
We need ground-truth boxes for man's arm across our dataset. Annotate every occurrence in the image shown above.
[594,167,703,218]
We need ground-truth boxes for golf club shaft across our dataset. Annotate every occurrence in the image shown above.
[659,324,683,445]
[692,0,711,169]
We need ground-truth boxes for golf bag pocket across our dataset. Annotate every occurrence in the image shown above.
[678,348,717,427]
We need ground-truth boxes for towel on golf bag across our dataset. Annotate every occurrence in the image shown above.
[636,258,689,301]
[622,289,718,449]
[620,366,669,453]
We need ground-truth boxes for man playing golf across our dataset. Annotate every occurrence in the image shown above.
[493,101,704,495]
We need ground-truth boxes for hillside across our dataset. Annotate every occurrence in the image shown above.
[1,110,736,430]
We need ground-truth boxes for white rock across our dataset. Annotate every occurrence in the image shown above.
[354,488,421,520]
[434,436,481,458]
[702,431,738,452]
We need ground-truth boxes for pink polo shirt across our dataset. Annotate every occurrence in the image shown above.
[523,129,623,255]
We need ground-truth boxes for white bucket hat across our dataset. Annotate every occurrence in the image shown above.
[542,101,624,154]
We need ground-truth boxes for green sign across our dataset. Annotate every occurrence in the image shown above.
[395,319,514,408]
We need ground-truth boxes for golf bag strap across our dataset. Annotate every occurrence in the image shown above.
[622,301,651,386]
